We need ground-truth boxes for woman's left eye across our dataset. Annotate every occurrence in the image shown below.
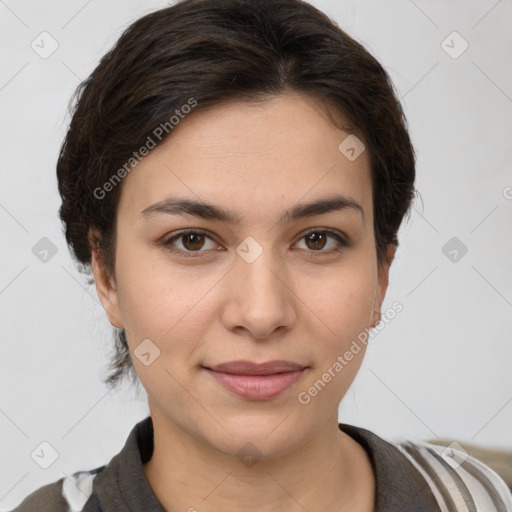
[161,228,347,258]
[295,229,347,253]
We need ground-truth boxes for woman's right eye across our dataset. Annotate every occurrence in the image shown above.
[162,229,221,258]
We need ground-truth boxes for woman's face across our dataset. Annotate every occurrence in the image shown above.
[92,92,393,457]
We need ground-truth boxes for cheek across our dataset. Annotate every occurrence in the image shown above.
[295,265,377,408]
[113,249,215,398]
[113,241,215,353]
[300,260,377,346]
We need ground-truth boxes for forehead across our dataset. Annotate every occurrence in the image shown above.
[117,92,373,225]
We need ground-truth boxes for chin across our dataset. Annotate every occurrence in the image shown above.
[201,411,307,461]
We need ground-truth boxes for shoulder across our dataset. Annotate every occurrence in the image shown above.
[13,467,104,512]
[340,422,512,511]
[12,478,67,512]
[396,439,512,511]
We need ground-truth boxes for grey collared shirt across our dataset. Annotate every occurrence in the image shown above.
[14,416,512,511]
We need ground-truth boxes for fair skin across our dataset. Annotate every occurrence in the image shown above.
[90,92,395,512]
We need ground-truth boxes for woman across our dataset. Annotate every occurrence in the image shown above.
[15,0,512,510]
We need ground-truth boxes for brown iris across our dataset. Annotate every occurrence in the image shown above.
[181,233,205,251]
[304,232,327,251]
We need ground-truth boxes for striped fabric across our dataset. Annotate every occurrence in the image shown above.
[399,441,512,511]
[61,468,102,512]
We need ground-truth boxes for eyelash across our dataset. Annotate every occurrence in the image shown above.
[161,228,348,259]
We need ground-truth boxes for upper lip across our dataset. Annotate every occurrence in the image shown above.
[204,360,307,376]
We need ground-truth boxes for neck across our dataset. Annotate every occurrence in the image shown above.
[142,409,375,512]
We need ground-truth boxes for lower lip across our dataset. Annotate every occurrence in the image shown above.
[204,368,306,400]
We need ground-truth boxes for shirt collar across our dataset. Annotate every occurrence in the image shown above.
[90,416,438,512]
[339,423,439,511]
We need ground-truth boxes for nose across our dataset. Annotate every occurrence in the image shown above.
[220,243,297,339]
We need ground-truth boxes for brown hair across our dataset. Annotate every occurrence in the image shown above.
[57,0,417,390]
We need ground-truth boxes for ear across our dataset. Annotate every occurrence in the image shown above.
[88,228,123,329]
[371,244,396,327]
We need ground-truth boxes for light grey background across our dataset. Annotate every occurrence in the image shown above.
[1,0,511,509]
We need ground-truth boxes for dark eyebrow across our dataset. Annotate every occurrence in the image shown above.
[140,195,365,225]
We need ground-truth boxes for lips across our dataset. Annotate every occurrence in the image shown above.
[205,360,306,375]
[203,360,307,400]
